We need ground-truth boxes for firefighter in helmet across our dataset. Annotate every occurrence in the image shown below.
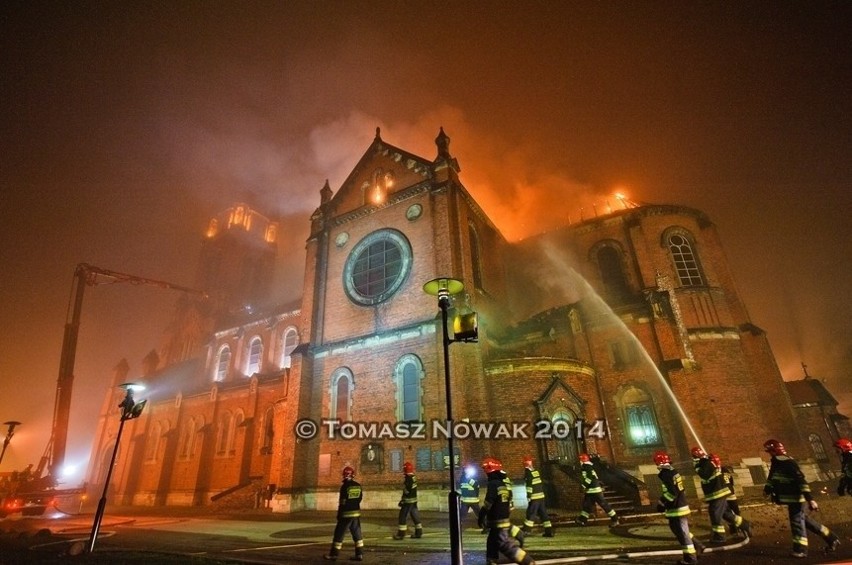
[323,465,364,561]
[575,453,620,527]
[521,456,554,537]
[834,438,852,496]
[459,465,482,524]
[393,461,423,539]
[691,446,750,542]
[763,439,840,557]
[710,453,742,535]
[654,450,704,565]
[478,457,535,565]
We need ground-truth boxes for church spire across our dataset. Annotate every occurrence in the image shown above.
[435,126,451,159]
[320,179,333,205]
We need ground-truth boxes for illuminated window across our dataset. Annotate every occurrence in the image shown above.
[280,327,299,369]
[469,224,484,290]
[809,434,828,461]
[246,337,263,375]
[330,368,354,421]
[265,223,277,244]
[215,345,230,382]
[344,229,412,306]
[551,410,579,462]
[395,355,423,422]
[625,404,661,446]
[666,232,705,286]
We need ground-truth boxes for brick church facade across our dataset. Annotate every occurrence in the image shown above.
[85,128,834,512]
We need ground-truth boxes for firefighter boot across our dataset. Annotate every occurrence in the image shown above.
[610,515,620,528]
[543,527,555,538]
[392,528,406,540]
[323,544,339,561]
[350,547,364,561]
[826,532,840,552]
[411,526,423,539]
[575,516,587,527]
[739,519,751,539]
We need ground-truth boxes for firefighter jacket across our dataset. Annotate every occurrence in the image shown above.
[460,476,480,504]
[337,478,362,519]
[524,467,545,501]
[658,465,691,518]
[400,473,418,504]
[721,465,737,501]
[479,470,513,528]
[580,462,603,494]
[694,457,730,501]
[764,455,812,505]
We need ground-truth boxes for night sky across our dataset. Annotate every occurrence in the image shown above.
[1,2,850,480]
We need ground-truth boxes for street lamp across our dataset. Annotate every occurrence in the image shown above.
[423,277,478,565]
[86,383,147,553]
[0,421,22,467]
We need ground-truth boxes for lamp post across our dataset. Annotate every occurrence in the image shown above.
[0,421,22,467]
[423,277,478,565]
[86,383,147,553]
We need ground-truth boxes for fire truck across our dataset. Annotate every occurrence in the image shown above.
[0,263,204,517]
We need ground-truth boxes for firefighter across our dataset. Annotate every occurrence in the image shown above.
[393,461,422,539]
[834,438,852,496]
[323,466,364,561]
[710,454,742,536]
[521,456,554,537]
[478,457,536,565]
[763,439,840,557]
[460,465,482,522]
[575,453,620,527]
[655,450,704,565]
[691,446,750,542]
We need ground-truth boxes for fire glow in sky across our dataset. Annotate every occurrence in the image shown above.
[1,3,850,474]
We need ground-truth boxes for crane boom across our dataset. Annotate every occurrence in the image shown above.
[46,263,205,481]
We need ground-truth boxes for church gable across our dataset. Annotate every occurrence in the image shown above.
[329,128,433,218]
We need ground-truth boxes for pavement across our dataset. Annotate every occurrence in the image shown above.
[1,494,851,564]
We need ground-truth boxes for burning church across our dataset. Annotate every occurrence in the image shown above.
[85,128,836,513]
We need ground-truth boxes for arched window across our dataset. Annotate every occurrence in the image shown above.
[145,421,163,462]
[246,336,263,375]
[230,411,244,454]
[330,368,354,421]
[343,229,412,306]
[179,417,200,460]
[394,355,424,422]
[280,327,299,369]
[665,231,705,287]
[261,407,274,455]
[620,385,662,447]
[809,434,828,461]
[469,223,484,290]
[215,345,230,382]
[216,411,232,455]
[551,410,579,462]
[596,244,630,302]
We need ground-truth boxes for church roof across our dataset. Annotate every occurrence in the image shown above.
[785,378,839,407]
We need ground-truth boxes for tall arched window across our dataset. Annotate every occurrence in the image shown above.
[469,223,484,290]
[809,434,828,461]
[215,345,231,382]
[179,417,200,460]
[261,407,274,454]
[280,327,299,369]
[665,230,705,286]
[395,355,424,422]
[596,244,630,302]
[551,410,579,462]
[620,385,662,447]
[216,411,232,455]
[246,336,263,375]
[145,421,163,462]
[330,368,354,421]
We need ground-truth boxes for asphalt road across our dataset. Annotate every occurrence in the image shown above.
[2,496,851,564]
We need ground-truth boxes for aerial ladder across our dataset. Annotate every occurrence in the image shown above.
[2,263,205,515]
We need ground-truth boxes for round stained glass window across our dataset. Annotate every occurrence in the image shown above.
[344,229,412,305]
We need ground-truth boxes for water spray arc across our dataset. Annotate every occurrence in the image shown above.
[541,244,705,452]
